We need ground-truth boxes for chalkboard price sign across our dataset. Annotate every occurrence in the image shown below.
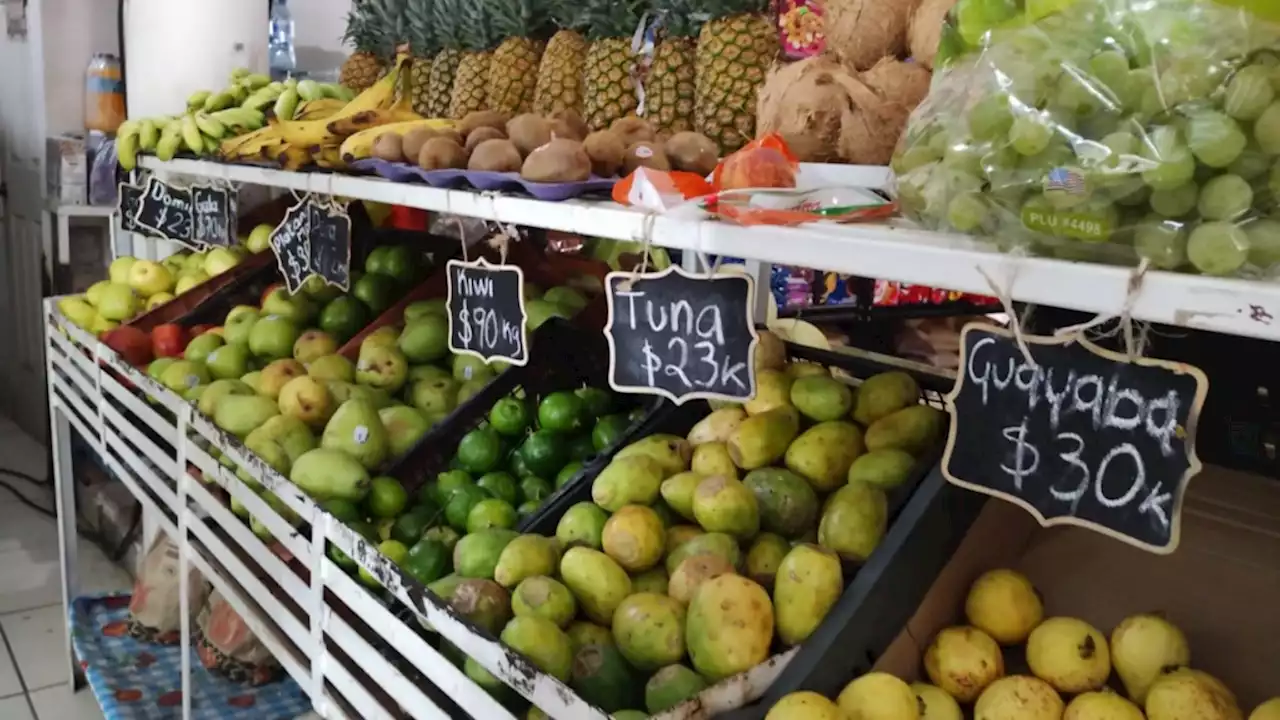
[133,176,201,251]
[192,185,234,247]
[117,183,151,236]
[604,266,758,404]
[942,324,1209,554]
[268,200,313,295]
[446,258,528,366]
[308,200,352,291]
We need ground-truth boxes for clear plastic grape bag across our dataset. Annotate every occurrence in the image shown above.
[892,0,1280,277]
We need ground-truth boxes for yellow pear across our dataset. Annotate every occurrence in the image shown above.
[975,676,1064,720]
[837,672,919,720]
[1027,617,1110,693]
[912,683,962,720]
[924,626,1004,703]
[965,568,1044,644]
[1109,613,1190,704]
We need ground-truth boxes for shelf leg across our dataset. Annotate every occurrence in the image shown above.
[50,403,82,689]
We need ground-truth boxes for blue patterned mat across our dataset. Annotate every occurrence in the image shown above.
[70,594,312,719]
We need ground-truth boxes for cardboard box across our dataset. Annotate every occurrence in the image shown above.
[875,464,1280,711]
[46,133,88,206]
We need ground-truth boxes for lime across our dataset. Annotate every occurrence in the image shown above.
[575,387,614,419]
[403,537,450,585]
[364,246,393,276]
[456,427,503,474]
[555,461,584,489]
[591,413,633,452]
[489,397,531,437]
[520,430,569,479]
[380,539,410,565]
[517,500,540,518]
[366,476,409,519]
[424,525,461,551]
[323,498,363,523]
[520,476,552,505]
[349,519,378,542]
[318,296,370,343]
[353,272,399,315]
[567,434,596,462]
[375,518,396,542]
[509,451,535,479]
[466,498,518,533]
[391,506,436,545]
[327,542,357,571]
[476,471,520,505]
[380,245,423,288]
[538,391,587,433]
[445,484,490,531]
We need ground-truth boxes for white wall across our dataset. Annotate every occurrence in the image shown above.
[295,0,353,77]
[41,0,120,136]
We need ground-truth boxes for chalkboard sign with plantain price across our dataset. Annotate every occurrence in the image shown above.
[268,199,312,295]
[446,258,529,366]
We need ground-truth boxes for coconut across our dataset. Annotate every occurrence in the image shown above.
[824,0,915,71]
[908,0,957,69]
[861,56,932,109]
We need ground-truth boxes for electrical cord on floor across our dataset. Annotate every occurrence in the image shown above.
[0,469,141,563]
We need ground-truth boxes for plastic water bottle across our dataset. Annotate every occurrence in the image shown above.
[268,0,296,80]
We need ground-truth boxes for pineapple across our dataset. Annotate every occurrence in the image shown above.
[406,0,439,115]
[533,0,589,116]
[644,0,701,136]
[425,0,463,118]
[487,0,548,116]
[695,0,776,154]
[448,0,499,119]
[581,0,647,132]
[340,0,389,93]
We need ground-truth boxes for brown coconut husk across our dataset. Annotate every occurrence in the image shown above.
[824,0,918,71]
[841,56,932,164]
[908,0,957,69]
[861,56,932,108]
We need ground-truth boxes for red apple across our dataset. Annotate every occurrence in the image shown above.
[102,326,153,367]
[151,324,187,358]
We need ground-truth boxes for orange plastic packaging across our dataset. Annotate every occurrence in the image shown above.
[711,133,799,192]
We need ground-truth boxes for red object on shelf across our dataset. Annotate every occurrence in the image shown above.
[101,326,153,367]
[190,324,218,337]
[151,324,187,358]
[386,205,429,231]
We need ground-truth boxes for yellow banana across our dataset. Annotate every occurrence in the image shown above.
[338,118,454,162]
[326,107,423,137]
[295,98,345,120]
[277,145,314,171]
[218,125,283,159]
[314,145,344,169]
[271,55,408,149]
[338,53,409,117]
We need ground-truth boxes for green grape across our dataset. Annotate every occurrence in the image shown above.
[1101,130,1139,157]
[1054,72,1107,115]
[1140,126,1197,190]
[1228,142,1271,180]
[943,142,989,176]
[1149,182,1199,218]
[968,93,1014,141]
[1186,221,1250,275]
[947,193,990,233]
[1089,50,1131,92]
[1010,115,1054,156]
[1197,174,1252,221]
[1185,110,1246,168]
[955,0,1019,46]
[1224,65,1276,121]
[895,145,943,173]
[1254,102,1280,154]
[1133,216,1188,269]
[1111,179,1150,207]
[1270,159,1280,198]
[1245,218,1280,268]
[1121,69,1157,114]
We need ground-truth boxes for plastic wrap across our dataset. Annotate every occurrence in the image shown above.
[893,0,1280,277]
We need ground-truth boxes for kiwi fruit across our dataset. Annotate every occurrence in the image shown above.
[507,113,554,157]
[582,131,626,177]
[549,109,589,140]
[464,126,507,154]
[623,141,671,175]
[665,132,719,176]
[610,117,655,148]
[434,128,465,147]
[418,137,468,170]
[372,132,405,162]
[458,110,510,138]
[521,138,592,183]
[468,138,523,172]
[401,128,438,162]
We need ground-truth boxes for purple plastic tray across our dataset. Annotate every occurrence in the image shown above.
[350,158,616,201]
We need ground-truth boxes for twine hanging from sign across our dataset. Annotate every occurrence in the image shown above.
[975,264,1037,367]
[620,212,660,291]
[1053,258,1151,361]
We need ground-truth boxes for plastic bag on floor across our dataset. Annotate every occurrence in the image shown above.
[128,532,209,644]
[197,589,283,685]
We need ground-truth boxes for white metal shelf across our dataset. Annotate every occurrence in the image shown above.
[138,156,1280,343]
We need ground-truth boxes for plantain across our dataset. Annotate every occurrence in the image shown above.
[202,91,234,113]
[180,115,204,154]
[193,113,226,139]
[187,90,212,112]
[138,120,159,152]
[273,87,301,122]
[338,118,455,162]
[155,123,183,161]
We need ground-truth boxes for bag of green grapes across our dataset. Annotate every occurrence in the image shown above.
[893,0,1280,277]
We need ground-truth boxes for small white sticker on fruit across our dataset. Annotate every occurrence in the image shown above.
[185,375,199,389]
[207,349,220,363]
[634,145,654,159]
[354,425,369,444]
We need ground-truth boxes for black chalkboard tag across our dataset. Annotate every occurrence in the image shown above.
[134,176,202,251]
[268,199,313,295]
[192,184,234,247]
[942,323,1209,554]
[604,266,759,405]
[117,182,151,236]
[308,199,352,291]
[446,258,529,366]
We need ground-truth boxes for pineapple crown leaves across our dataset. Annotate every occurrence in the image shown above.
[372,0,412,49]
[342,1,385,54]
[545,0,588,32]
[406,0,441,55]
[650,0,706,39]
[582,0,649,40]
[489,0,552,41]
[429,0,462,50]
[459,0,502,52]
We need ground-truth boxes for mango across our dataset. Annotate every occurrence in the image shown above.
[560,547,632,624]
[818,482,887,563]
[614,434,692,476]
[665,525,704,556]
[744,369,793,415]
[602,505,666,572]
[557,501,609,550]
[502,616,573,682]
[512,575,577,628]
[766,692,844,720]
[691,442,738,479]
[847,449,917,490]
[494,535,559,588]
[669,554,737,604]
[631,567,669,594]
[727,407,800,470]
[774,544,843,646]
[566,621,614,653]
[571,642,643,713]
[660,471,705,521]
[666,532,741,574]
[686,575,774,681]
[290,448,370,502]
[745,533,791,589]
[853,371,920,425]
[687,407,748,446]
[613,592,687,671]
[692,476,760,540]
[837,673,920,720]
[790,375,854,422]
[864,405,944,455]
[785,421,866,492]
[454,529,520,579]
[450,578,512,634]
[646,664,709,714]
[754,330,787,371]
[742,468,819,539]
[593,455,666,511]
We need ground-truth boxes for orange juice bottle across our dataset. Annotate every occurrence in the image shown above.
[86,53,126,134]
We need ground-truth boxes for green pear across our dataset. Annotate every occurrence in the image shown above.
[206,343,250,380]
[197,379,255,418]
[360,325,401,353]
[379,405,431,457]
[252,415,317,464]
[321,399,390,470]
[326,380,358,405]
[408,364,453,384]
[238,430,291,490]
[279,376,335,428]
[294,329,338,364]
[214,394,281,438]
[160,360,211,394]
[241,371,264,394]
[309,354,356,383]
[290,448,371,502]
[356,345,409,394]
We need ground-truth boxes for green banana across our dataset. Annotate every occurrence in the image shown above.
[230,67,250,82]
[273,87,300,121]
[194,112,227,139]
[205,91,235,113]
[229,84,248,105]
[203,134,221,155]
[297,80,324,102]
[324,84,355,102]
[117,126,141,171]
[187,90,212,111]
[156,124,182,162]
[241,73,270,90]
[181,115,204,154]
[210,107,265,131]
[138,119,159,151]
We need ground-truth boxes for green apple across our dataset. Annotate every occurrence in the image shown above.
[249,315,301,360]
[127,260,175,298]
[245,224,274,253]
[184,253,205,272]
[160,359,211,394]
[162,253,189,274]
[203,247,242,277]
[57,297,98,329]
[175,272,208,295]
[96,283,141,321]
[206,343,251,380]
[184,332,225,363]
[84,280,111,307]
[261,288,315,325]
[108,256,137,285]
[146,292,175,310]
[223,306,261,347]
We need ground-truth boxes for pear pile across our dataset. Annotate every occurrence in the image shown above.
[768,567,1279,720]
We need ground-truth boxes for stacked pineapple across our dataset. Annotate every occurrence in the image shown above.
[340,0,392,93]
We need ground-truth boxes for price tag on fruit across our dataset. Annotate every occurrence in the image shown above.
[604,266,758,404]
[191,184,234,247]
[268,199,313,295]
[117,182,152,237]
[307,198,352,292]
[942,323,1209,554]
[133,176,202,251]
[446,258,529,366]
